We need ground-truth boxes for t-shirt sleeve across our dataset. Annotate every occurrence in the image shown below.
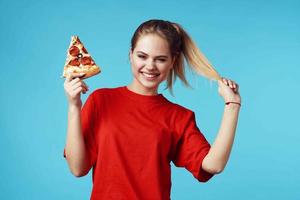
[172,111,214,182]
[63,92,98,168]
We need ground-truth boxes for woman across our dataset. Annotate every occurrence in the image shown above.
[63,19,241,200]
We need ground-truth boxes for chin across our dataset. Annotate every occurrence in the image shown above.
[139,80,159,90]
[137,78,161,91]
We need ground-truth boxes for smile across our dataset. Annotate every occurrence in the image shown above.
[141,72,160,78]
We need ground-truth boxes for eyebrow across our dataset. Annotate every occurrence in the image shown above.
[136,51,168,58]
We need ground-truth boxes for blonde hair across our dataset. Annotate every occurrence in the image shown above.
[131,19,222,95]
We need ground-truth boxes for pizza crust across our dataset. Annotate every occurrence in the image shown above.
[62,64,101,79]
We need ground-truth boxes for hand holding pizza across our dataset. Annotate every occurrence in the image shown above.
[64,72,89,107]
[62,36,102,107]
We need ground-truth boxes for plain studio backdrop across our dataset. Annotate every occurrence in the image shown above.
[0,0,299,199]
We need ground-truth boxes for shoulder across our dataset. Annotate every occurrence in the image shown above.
[83,86,123,110]
[89,86,122,99]
[163,98,194,117]
[161,99,195,131]
[81,87,122,107]
[163,100,197,137]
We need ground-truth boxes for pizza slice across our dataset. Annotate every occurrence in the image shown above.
[62,36,101,79]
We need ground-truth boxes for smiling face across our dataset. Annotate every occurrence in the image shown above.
[128,34,175,95]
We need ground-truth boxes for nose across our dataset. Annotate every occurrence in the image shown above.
[145,59,156,71]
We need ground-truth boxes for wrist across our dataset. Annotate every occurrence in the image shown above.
[225,101,241,106]
[224,97,241,104]
[68,103,82,111]
[225,102,241,109]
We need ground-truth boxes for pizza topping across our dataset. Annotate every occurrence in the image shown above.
[81,56,92,65]
[69,46,80,56]
[82,46,88,54]
[77,53,83,58]
[76,37,82,44]
[69,58,80,66]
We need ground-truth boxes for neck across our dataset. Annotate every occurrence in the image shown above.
[127,82,158,96]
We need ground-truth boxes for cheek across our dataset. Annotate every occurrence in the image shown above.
[159,63,173,74]
[131,58,144,70]
[131,60,143,78]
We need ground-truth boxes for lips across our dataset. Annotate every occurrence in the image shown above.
[141,72,160,78]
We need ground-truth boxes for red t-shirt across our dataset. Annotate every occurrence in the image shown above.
[63,86,214,199]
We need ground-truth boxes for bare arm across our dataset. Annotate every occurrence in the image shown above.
[64,104,91,177]
[202,77,241,174]
[63,72,91,177]
[202,103,240,174]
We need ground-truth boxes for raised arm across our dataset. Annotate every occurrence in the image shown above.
[63,72,91,177]
[202,77,241,174]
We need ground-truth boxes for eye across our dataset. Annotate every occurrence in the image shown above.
[137,55,146,59]
[157,58,166,62]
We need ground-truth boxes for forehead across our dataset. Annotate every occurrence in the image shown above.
[134,34,171,55]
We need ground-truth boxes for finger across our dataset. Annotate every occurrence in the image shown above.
[231,81,237,89]
[70,77,81,85]
[227,80,234,88]
[82,84,88,92]
[234,84,239,93]
[73,85,88,94]
[81,81,89,91]
[82,87,88,94]
[224,79,229,86]
[66,74,73,82]
[222,77,228,85]
[70,77,88,87]
[81,85,88,93]
[72,81,88,92]
[66,72,86,82]
[73,86,83,95]
[73,80,89,93]
[81,87,87,94]
[233,83,236,89]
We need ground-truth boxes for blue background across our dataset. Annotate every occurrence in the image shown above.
[1,0,299,199]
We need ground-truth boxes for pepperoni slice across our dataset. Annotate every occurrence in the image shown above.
[69,46,80,56]
[82,46,88,54]
[69,58,80,66]
[81,56,92,65]
[76,37,82,44]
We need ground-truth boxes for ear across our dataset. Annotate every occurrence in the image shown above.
[129,49,133,63]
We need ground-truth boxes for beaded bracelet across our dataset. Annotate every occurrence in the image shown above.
[225,101,241,106]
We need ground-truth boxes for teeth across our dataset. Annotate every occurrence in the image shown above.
[142,72,159,78]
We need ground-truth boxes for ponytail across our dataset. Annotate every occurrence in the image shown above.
[167,23,222,95]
